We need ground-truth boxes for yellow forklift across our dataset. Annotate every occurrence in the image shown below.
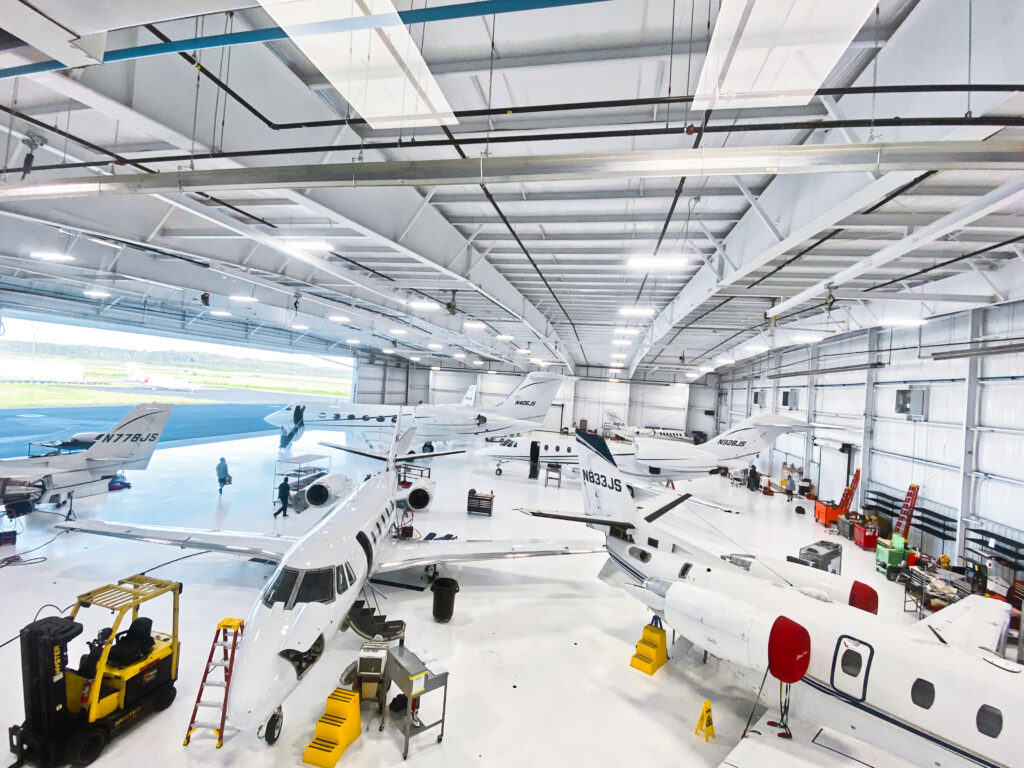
[9,574,181,767]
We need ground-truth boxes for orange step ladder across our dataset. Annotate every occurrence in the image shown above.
[836,468,861,515]
[184,618,244,749]
[893,483,920,539]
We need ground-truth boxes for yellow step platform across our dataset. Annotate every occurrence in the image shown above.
[630,623,668,676]
[303,689,361,768]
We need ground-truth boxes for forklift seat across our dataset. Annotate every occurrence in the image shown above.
[107,617,155,668]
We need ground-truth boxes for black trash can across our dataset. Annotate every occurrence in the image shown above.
[431,577,459,623]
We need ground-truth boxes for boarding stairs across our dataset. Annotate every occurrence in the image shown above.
[630,620,668,676]
[183,618,244,748]
[280,421,304,448]
[346,599,405,642]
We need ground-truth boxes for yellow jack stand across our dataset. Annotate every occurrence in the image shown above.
[629,623,667,675]
[695,699,715,742]
[302,688,361,768]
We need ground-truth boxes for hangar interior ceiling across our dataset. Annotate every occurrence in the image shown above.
[1,0,1024,383]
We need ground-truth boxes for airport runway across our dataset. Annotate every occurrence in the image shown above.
[0,403,284,459]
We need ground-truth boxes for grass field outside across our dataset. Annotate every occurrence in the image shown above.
[0,382,206,408]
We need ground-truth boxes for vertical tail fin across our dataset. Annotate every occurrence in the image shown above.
[603,410,626,430]
[493,372,564,422]
[575,431,639,525]
[461,384,477,407]
[84,405,173,469]
[386,410,409,472]
[701,413,811,464]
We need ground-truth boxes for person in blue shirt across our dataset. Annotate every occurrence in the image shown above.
[216,458,231,495]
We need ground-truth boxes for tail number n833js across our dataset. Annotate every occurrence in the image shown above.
[582,469,621,492]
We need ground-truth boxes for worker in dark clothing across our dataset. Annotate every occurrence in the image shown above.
[747,464,759,492]
[216,458,231,495]
[275,479,290,518]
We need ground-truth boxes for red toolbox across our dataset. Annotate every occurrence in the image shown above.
[854,523,878,550]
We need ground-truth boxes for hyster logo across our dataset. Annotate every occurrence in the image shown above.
[515,400,536,407]
[101,432,160,444]
[718,439,747,447]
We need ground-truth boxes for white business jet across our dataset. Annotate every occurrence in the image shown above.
[59,417,600,745]
[265,372,563,453]
[602,410,692,442]
[569,432,1020,768]
[622,413,812,482]
[476,430,634,476]
[0,404,173,515]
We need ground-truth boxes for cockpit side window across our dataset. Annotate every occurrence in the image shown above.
[295,568,335,605]
[336,565,349,593]
[345,563,357,583]
[262,567,299,608]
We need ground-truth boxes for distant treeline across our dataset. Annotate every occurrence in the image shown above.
[0,340,351,378]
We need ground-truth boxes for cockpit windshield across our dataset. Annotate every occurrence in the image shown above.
[262,567,299,607]
[261,566,335,609]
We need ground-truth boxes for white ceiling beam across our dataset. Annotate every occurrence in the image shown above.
[769,174,1024,316]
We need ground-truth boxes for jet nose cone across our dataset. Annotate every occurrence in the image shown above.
[226,653,297,735]
[264,407,288,427]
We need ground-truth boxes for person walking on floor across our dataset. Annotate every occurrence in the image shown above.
[216,458,231,495]
[785,472,795,503]
[275,478,291,518]
[747,464,759,492]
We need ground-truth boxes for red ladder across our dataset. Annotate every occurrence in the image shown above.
[893,484,920,540]
[836,468,861,515]
[184,618,244,749]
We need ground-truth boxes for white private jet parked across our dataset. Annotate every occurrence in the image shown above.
[60,418,600,745]
[477,430,635,476]
[0,404,173,515]
[602,410,692,442]
[265,372,564,452]
[568,432,1019,768]
[622,413,812,481]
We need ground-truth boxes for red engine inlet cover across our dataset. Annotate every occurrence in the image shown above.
[849,580,879,615]
[767,616,811,683]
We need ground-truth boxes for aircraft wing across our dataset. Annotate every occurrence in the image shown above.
[319,441,465,462]
[57,520,296,562]
[914,594,1011,651]
[375,538,603,573]
[519,507,635,528]
[719,712,920,767]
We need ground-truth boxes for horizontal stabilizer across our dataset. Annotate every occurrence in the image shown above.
[376,538,603,573]
[915,594,1011,652]
[519,507,635,529]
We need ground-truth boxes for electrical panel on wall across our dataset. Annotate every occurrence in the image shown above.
[895,388,927,421]
[781,390,799,410]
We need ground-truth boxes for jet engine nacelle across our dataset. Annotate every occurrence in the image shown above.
[400,478,435,512]
[637,578,811,684]
[305,475,353,508]
[70,431,102,445]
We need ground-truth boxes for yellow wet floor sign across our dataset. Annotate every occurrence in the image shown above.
[695,699,715,742]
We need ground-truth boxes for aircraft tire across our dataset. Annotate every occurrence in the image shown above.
[423,442,434,453]
[264,708,283,745]
[495,468,502,476]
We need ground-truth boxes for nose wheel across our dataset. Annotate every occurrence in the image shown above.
[422,442,435,453]
[264,707,283,745]
[495,465,502,476]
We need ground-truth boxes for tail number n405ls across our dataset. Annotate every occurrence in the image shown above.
[582,469,622,492]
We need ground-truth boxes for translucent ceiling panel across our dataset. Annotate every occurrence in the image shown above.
[257,0,456,129]
[693,0,877,111]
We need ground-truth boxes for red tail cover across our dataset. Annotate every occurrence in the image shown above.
[767,616,811,683]
[849,580,879,614]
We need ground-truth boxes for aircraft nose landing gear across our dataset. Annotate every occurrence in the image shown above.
[263,707,283,745]
[422,442,435,453]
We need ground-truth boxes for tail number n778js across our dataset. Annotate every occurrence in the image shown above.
[582,469,622,492]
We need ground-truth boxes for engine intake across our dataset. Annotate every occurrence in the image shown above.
[305,475,351,507]
[403,479,434,512]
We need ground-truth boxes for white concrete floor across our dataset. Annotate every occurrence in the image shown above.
[0,432,913,767]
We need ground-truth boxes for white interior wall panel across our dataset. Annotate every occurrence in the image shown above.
[628,382,690,430]
[355,363,386,404]
[430,371,478,404]
[407,368,430,406]
[573,380,628,432]
[685,385,718,436]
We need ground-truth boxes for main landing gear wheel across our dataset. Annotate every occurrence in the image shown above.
[153,684,177,711]
[264,708,283,745]
[423,442,435,453]
[65,727,107,767]
[495,467,502,476]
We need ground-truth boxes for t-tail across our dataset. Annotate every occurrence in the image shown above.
[461,384,477,407]
[84,404,173,469]
[699,413,812,464]
[603,410,627,430]
[574,431,639,528]
[492,372,564,423]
